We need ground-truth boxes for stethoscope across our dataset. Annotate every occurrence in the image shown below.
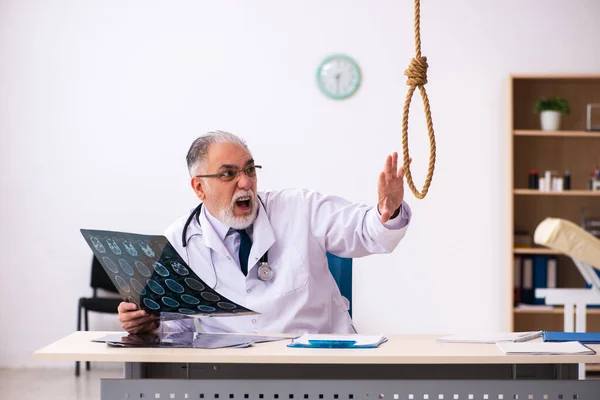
[181,196,274,282]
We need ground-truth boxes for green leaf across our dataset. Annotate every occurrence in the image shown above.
[533,96,571,115]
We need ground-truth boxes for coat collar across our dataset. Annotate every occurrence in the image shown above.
[185,195,275,270]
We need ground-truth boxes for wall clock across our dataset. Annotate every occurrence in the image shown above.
[316,54,361,100]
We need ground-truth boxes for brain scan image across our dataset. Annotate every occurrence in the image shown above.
[106,238,122,255]
[80,229,257,318]
[181,294,200,305]
[165,279,184,293]
[184,278,205,291]
[130,278,147,295]
[147,279,165,295]
[162,297,180,308]
[170,261,189,276]
[143,298,161,310]
[139,241,155,257]
[118,259,135,276]
[217,302,236,310]
[201,292,220,302]
[134,261,151,277]
[197,305,216,313]
[152,262,170,277]
[102,256,119,273]
[114,276,130,292]
[90,237,106,253]
[123,240,138,256]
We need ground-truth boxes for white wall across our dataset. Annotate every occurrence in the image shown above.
[1,0,598,367]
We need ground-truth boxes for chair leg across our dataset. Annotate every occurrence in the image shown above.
[75,301,82,376]
[84,309,90,371]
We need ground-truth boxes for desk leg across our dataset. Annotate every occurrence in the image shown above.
[124,362,143,379]
[575,302,588,380]
[564,300,580,379]
[564,303,574,332]
[575,303,587,332]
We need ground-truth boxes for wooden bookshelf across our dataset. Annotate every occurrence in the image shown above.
[509,74,600,333]
[514,130,600,138]
[587,364,600,373]
[513,307,600,332]
[514,307,600,315]
[513,189,600,196]
[513,248,561,255]
[512,307,600,373]
[511,74,600,79]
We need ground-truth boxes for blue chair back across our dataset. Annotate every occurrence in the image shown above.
[326,252,353,317]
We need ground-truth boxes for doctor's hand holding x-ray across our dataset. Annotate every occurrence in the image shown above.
[118,131,412,335]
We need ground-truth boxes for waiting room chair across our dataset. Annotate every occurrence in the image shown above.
[326,252,353,317]
[76,256,122,376]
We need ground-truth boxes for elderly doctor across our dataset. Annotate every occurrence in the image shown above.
[118,130,412,334]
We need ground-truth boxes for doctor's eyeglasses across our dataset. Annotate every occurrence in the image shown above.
[196,165,262,182]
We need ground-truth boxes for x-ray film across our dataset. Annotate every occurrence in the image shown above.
[93,332,292,349]
[80,229,258,318]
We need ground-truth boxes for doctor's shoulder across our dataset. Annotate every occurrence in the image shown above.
[260,188,318,212]
[261,188,353,216]
[163,212,192,249]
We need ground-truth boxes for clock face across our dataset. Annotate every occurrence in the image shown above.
[316,54,361,100]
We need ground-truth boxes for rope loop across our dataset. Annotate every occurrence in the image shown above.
[401,0,436,200]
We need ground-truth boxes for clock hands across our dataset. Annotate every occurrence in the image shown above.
[316,55,360,99]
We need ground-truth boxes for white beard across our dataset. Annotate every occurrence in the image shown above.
[217,190,259,229]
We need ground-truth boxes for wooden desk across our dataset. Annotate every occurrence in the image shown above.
[35,331,600,400]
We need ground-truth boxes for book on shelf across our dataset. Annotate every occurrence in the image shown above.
[514,231,533,248]
[513,254,557,306]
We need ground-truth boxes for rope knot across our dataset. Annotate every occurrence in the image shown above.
[404,56,428,86]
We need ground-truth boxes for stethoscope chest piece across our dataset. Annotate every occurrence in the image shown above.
[257,262,274,281]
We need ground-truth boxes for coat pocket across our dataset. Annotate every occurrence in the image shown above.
[268,245,309,296]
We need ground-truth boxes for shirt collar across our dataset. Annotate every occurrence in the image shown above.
[200,206,231,241]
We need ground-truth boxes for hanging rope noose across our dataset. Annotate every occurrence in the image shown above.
[402,0,436,199]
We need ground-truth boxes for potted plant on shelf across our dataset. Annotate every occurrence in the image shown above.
[534,96,570,131]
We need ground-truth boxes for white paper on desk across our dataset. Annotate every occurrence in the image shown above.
[437,331,542,344]
[293,334,386,346]
[497,341,596,355]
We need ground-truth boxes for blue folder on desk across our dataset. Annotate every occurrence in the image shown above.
[288,334,387,349]
[542,331,600,344]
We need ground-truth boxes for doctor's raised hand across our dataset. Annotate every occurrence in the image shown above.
[377,152,409,223]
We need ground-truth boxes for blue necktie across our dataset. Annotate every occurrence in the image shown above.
[236,229,252,276]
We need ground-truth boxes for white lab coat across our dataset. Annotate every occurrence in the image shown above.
[163,188,411,334]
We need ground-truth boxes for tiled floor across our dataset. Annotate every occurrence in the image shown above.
[0,366,122,400]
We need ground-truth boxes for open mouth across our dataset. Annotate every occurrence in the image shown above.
[234,196,252,213]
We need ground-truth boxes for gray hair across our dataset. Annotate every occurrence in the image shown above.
[186,130,251,176]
